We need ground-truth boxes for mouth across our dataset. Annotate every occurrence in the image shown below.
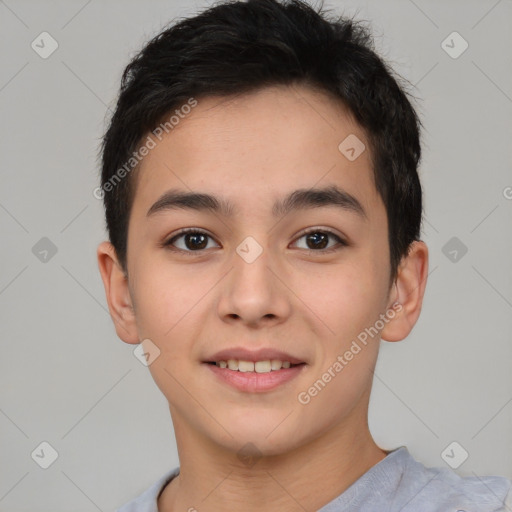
[205,359,305,373]
[202,349,307,392]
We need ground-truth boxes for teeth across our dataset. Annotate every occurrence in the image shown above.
[271,359,282,370]
[255,360,271,373]
[238,360,255,372]
[215,359,295,372]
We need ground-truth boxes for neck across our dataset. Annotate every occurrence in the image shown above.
[158,402,388,511]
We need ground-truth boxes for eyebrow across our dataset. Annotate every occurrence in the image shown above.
[146,185,367,220]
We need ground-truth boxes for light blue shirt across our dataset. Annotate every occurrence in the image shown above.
[117,446,512,511]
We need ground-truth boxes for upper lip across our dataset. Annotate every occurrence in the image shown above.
[205,347,305,365]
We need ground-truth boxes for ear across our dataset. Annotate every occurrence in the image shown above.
[381,240,429,342]
[97,241,139,344]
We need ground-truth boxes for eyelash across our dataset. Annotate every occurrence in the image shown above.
[162,227,347,256]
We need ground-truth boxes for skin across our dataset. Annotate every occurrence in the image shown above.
[97,84,428,511]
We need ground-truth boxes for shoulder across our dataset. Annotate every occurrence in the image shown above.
[116,467,180,512]
[396,448,512,512]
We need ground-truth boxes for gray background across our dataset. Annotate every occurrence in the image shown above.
[1,0,511,510]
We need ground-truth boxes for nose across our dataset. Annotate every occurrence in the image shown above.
[217,244,292,329]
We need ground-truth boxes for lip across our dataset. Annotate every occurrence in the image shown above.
[204,347,305,365]
[205,362,307,392]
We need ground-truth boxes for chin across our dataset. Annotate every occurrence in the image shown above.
[214,412,312,457]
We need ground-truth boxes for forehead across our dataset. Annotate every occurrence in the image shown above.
[132,84,383,221]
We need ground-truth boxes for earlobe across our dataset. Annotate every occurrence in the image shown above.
[381,240,429,342]
[96,241,140,344]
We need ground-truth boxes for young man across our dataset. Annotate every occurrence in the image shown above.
[96,0,512,510]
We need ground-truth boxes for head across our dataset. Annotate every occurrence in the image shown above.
[97,0,428,458]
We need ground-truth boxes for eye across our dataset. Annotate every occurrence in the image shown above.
[292,228,347,253]
[162,227,347,255]
[163,228,220,253]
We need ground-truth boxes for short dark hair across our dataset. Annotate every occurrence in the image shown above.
[99,0,423,284]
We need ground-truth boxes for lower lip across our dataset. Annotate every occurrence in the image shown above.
[205,363,306,392]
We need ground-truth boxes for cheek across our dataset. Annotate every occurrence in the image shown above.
[129,261,215,379]
[294,270,381,431]
[132,265,201,404]
[131,261,209,339]
[296,261,384,342]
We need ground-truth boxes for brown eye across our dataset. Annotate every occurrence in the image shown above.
[165,229,220,253]
[182,232,208,250]
[305,232,328,249]
[293,229,346,252]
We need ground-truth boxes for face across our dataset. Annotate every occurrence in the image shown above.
[123,85,396,456]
